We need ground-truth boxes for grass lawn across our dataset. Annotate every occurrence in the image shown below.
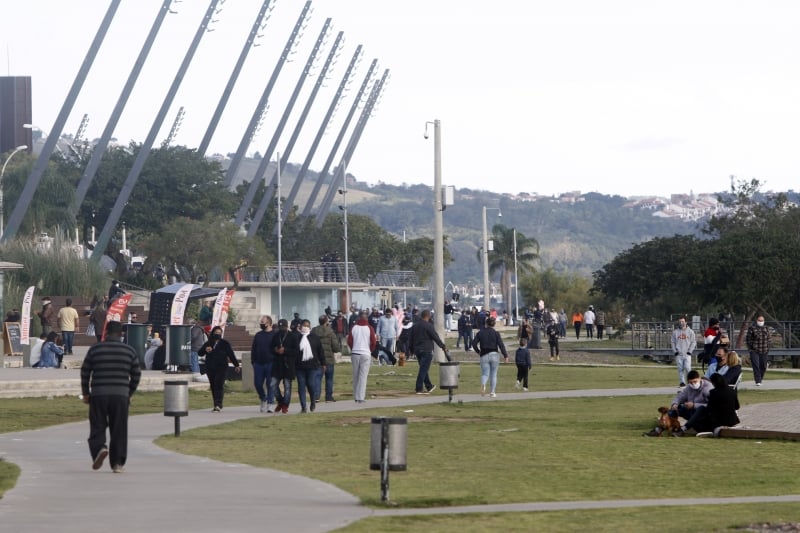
[2,363,799,532]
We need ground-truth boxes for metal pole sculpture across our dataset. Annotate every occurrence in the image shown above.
[303,58,376,220]
[2,0,121,242]
[91,0,221,261]
[314,68,389,225]
[198,0,275,156]
[290,45,361,218]
[224,1,312,187]
[72,0,173,213]
[235,17,331,229]
[248,29,345,237]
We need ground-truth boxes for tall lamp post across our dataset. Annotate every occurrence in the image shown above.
[338,159,350,314]
[1,145,29,240]
[425,119,445,360]
[481,206,501,311]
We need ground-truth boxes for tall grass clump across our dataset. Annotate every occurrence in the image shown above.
[1,229,108,308]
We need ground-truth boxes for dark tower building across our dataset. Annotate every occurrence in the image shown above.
[0,76,32,154]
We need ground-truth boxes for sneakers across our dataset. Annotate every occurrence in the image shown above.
[281,405,289,413]
[756,382,762,387]
[266,403,275,413]
[415,390,427,395]
[310,400,316,412]
[672,429,687,437]
[212,406,221,412]
[112,465,125,473]
[515,380,521,390]
[696,432,715,438]
[549,357,555,362]
[523,387,529,392]
[642,428,662,437]
[678,383,686,388]
[260,401,267,413]
[325,398,336,403]
[556,355,560,361]
[427,385,437,394]
[489,392,497,398]
[92,447,108,470]
[481,385,486,396]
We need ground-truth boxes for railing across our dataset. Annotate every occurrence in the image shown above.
[629,321,800,351]
[373,270,419,287]
[239,262,361,283]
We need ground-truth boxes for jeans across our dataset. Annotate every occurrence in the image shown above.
[559,321,567,338]
[351,353,371,402]
[676,354,692,385]
[381,336,396,355]
[415,351,434,392]
[190,351,201,373]
[62,331,75,354]
[253,361,274,403]
[270,376,292,407]
[296,367,321,410]
[458,330,472,350]
[704,359,718,380]
[585,324,594,338]
[480,352,500,393]
[322,363,335,401]
[750,351,768,384]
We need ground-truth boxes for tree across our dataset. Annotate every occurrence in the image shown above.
[136,215,270,286]
[478,225,540,311]
[520,268,592,316]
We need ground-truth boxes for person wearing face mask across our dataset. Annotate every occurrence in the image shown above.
[312,314,341,403]
[200,326,241,412]
[270,318,299,413]
[746,315,771,386]
[251,315,276,412]
[643,370,712,437]
[670,316,697,388]
[295,319,325,413]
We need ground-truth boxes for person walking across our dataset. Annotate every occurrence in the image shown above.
[671,316,697,388]
[558,309,567,338]
[514,338,531,391]
[583,305,596,339]
[270,318,298,413]
[347,310,376,403]
[595,308,606,340]
[457,309,474,351]
[80,321,141,473]
[409,309,448,395]
[312,314,341,402]
[56,298,80,356]
[200,326,241,412]
[546,321,560,361]
[444,300,454,332]
[251,315,276,412]
[295,319,325,413]
[376,307,398,356]
[89,296,107,343]
[472,316,508,397]
[746,315,771,386]
[571,310,582,340]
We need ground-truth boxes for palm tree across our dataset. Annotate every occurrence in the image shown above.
[477,224,540,312]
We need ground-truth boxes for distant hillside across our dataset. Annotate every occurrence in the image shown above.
[229,158,706,282]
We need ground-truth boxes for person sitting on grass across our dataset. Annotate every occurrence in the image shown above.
[643,370,712,437]
[675,372,740,437]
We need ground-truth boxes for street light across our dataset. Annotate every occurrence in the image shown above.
[425,119,445,359]
[1,145,29,240]
[482,206,501,311]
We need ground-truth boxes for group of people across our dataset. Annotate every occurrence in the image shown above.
[569,305,606,340]
[644,314,774,438]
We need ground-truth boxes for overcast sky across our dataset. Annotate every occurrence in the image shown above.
[3,1,799,197]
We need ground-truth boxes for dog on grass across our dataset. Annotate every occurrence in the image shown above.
[657,406,682,435]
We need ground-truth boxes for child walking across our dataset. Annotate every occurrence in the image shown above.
[515,338,531,391]
[546,322,560,361]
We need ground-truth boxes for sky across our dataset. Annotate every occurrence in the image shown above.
[3,0,800,198]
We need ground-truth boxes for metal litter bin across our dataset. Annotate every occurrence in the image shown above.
[439,361,460,402]
[369,417,407,471]
[164,380,189,436]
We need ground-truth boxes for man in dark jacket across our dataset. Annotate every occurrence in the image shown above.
[312,314,341,402]
[271,319,299,413]
[251,315,276,412]
[81,321,141,473]
[409,309,448,395]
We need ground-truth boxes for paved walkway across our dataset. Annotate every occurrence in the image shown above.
[1,370,799,531]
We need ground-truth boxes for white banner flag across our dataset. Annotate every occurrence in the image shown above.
[170,283,194,325]
[211,288,227,328]
[20,286,35,345]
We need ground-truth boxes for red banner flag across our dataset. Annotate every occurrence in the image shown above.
[102,293,132,340]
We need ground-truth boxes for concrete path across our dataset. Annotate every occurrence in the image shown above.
[1,378,799,532]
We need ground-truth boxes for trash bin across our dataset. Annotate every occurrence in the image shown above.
[164,380,189,437]
[164,380,189,416]
[370,417,407,471]
[125,323,149,369]
[439,361,459,389]
[167,325,191,370]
